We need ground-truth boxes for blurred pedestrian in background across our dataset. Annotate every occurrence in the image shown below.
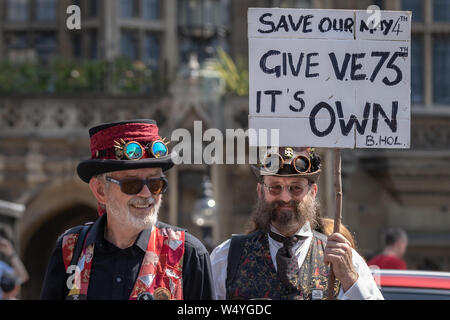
[368,227,408,270]
[0,232,30,299]
[0,272,21,300]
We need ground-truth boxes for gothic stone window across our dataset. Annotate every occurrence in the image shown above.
[6,0,29,22]
[402,0,450,107]
[35,0,56,22]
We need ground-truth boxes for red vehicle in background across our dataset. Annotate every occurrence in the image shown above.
[370,269,450,300]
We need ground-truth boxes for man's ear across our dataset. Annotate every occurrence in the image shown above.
[89,177,107,205]
[309,183,318,198]
[257,182,263,199]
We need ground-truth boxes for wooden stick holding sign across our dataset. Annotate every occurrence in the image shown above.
[328,149,342,300]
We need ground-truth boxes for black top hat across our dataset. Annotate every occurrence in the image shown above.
[251,147,321,183]
[77,119,175,183]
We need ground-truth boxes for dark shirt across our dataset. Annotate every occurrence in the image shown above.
[40,214,215,300]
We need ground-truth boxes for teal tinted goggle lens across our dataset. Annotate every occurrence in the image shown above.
[150,141,168,158]
[124,141,144,160]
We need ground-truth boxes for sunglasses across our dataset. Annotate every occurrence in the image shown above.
[105,176,168,195]
[262,153,311,174]
[263,182,309,197]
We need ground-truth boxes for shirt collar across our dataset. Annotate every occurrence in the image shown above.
[84,214,104,246]
[85,214,152,253]
[134,227,152,252]
[269,222,313,241]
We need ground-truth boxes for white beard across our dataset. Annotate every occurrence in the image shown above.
[107,195,161,230]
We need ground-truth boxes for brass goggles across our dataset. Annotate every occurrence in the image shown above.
[262,153,311,174]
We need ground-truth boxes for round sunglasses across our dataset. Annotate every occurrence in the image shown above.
[105,176,168,195]
[263,182,309,197]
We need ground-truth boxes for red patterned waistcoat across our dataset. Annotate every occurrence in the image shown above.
[61,226,185,300]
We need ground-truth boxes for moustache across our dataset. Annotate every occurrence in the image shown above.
[271,200,300,211]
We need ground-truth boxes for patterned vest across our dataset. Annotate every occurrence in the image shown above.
[61,225,185,300]
[226,231,340,300]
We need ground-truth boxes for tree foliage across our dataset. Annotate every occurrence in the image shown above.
[213,48,249,96]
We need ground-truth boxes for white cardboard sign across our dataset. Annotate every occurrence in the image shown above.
[248,8,411,149]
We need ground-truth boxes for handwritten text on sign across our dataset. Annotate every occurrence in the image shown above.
[248,8,411,148]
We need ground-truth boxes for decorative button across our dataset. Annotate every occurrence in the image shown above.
[116,277,122,283]
[137,292,154,300]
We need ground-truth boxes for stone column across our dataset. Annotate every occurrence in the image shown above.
[104,0,120,60]
[58,0,73,58]
[0,1,4,61]
[424,0,433,109]
[102,0,120,93]
[210,164,231,245]
[163,0,179,82]
[138,28,145,62]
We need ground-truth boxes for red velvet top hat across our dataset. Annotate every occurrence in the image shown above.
[251,147,321,183]
[77,119,175,183]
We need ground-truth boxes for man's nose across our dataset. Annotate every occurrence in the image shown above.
[137,183,152,197]
[278,186,292,203]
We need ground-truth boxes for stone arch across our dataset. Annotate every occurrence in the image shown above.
[18,180,98,299]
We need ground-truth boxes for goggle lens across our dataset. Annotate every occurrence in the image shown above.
[293,155,311,173]
[263,154,283,172]
[151,141,168,158]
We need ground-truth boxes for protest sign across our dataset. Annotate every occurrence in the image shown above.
[248,7,412,299]
[248,8,411,149]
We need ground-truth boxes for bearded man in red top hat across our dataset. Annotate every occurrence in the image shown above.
[40,119,215,300]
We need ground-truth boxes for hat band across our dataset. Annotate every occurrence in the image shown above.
[90,123,161,158]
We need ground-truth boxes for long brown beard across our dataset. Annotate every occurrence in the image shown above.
[245,189,319,234]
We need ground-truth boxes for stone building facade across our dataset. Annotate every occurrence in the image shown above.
[0,0,449,299]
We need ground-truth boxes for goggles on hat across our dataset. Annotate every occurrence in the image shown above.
[262,153,311,174]
[105,176,168,195]
[113,138,170,160]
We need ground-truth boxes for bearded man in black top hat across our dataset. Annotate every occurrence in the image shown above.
[210,147,383,300]
[40,119,215,300]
